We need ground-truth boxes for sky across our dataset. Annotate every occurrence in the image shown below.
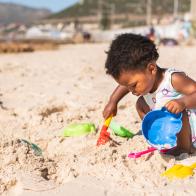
[0,0,79,12]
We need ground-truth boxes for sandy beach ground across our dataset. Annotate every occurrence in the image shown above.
[0,43,196,196]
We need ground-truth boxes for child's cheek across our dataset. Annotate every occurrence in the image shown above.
[142,83,151,94]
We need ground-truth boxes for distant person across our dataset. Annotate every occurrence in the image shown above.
[181,19,192,40]
[147,26,156,42]
[82,31,91,42]
[103,33,196,156]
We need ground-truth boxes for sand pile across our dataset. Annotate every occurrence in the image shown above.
[0,138,58,194]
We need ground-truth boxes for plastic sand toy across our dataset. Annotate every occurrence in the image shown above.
[128,107,182,159]
[128,146,169,158]
[62,123,96,137]
[20,139,42,156]
[162,162,196,179]
[142,107,182,150]
[109,121,134,138]
[96,116,112,146]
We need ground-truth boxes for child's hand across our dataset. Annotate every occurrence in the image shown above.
[103,101,117,119]
[165,99,185,114]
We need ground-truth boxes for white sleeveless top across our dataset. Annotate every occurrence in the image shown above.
[143,68,196,140]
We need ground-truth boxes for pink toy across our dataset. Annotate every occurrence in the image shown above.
[128,147,168,158]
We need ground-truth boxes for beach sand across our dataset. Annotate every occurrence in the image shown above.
[0,43,196,196]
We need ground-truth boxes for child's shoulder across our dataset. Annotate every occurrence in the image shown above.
[171,71,186,88]
[169,69,195,93]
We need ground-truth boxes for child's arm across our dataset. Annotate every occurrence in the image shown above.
[103,85,129,119]
[164,72,196,155]
[165,72,196,113]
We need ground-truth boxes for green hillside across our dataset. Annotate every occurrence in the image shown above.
[50,0,191,18]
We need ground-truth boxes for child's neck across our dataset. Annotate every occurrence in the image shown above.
[150,66,165,93]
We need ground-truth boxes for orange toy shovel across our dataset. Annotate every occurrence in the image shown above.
[96,116,113,146]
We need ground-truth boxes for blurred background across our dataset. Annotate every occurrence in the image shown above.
[0,0,195,52]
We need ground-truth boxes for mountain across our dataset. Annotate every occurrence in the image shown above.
[49,0,190,19]
[0,3,51,24]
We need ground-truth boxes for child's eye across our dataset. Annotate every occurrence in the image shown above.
[127,83,137,90]
[130,83,136,88]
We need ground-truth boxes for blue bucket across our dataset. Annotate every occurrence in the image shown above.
[142,107,182,149]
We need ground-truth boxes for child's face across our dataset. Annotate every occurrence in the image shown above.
[116,63,157,96]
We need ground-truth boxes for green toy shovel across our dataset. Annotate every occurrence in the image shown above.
[109,121,135,138]
[62,123,96,137]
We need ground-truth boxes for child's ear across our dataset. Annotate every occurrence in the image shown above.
[147,62,157,75]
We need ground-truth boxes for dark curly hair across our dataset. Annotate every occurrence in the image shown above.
[105,33,159,79]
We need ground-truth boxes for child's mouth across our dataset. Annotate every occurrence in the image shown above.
[132,92,140,96]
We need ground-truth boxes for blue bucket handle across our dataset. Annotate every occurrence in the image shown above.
[161,107,182,119]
